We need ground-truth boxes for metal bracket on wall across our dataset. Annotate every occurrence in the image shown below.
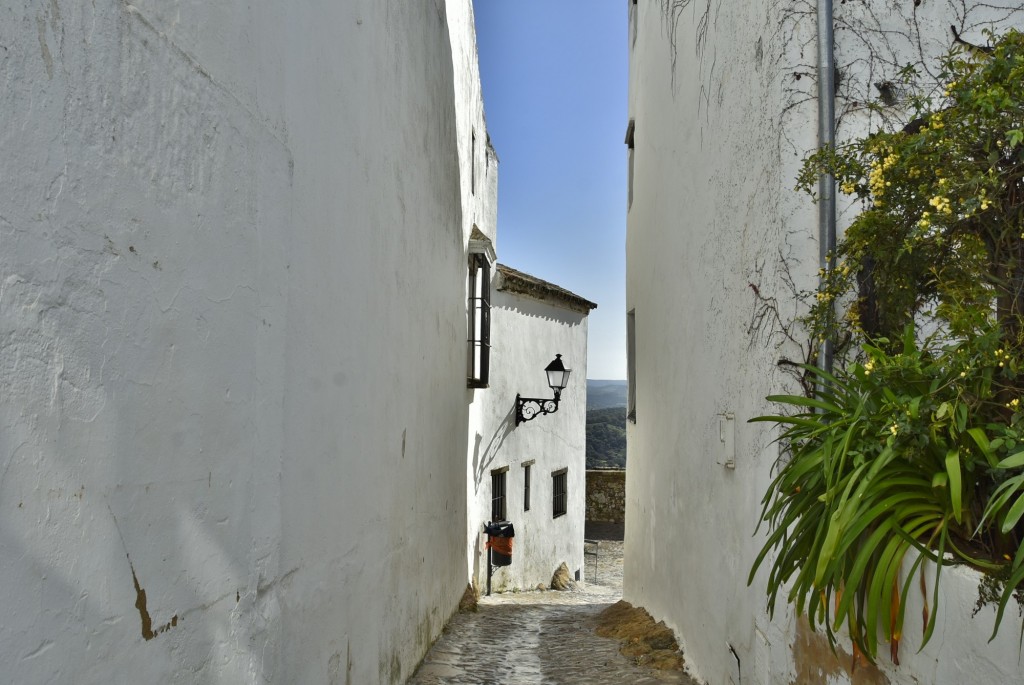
[718,412,735,469]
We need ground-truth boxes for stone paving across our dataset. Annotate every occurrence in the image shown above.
[407,540,699,685]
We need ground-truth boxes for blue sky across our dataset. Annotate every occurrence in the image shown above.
[473,1,628,380]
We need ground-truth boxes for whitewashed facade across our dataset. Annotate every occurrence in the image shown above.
[625,1,1024,684]
[0,1,513,683]
[467,265,596,594]
[447,0,596,598]
[0,1,593,681]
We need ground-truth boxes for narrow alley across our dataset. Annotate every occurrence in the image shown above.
[408,531,698,685]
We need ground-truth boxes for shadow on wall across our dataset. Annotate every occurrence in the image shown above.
[493,298,588,327]
[471,408,515,495]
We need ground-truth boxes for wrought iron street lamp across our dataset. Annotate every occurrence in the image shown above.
[515,354,571,426]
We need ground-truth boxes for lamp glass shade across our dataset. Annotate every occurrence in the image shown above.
[545,354,571,391]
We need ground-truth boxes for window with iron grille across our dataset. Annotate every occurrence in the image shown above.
[523,462,532,512]
[468,252,490,387]
[627,309,637,423]
[552,468,567,519]
[491,468,507,521]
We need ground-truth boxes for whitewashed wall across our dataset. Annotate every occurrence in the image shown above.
[0,1,472,682]
[446,0,498,251]
[625,1,1024,684]
[468,285,590,593]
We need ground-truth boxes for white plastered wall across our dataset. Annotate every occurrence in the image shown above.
[0,1,471,682]
[625,1,1024,684]
[468,289,589,594]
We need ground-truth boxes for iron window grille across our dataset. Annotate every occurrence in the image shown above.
[524,463,532,512]
[627,309,637,423]
[552,468,567,519]
[468,252,491,388]
[491,468,507,521]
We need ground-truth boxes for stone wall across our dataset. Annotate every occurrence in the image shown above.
[586,469,625,523]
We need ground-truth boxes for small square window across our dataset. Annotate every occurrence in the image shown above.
[552,468,567,519]
[491,468,507,521]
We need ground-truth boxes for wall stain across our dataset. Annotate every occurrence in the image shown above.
[36,14,53,79]
[791,622,889,685]
[131,564,154,640]
[130,561,179,641]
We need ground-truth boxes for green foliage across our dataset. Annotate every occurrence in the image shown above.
[754,30,1024,663]
[751,327,1024,660]
[798,29,1024,348]
[586,407,627,469]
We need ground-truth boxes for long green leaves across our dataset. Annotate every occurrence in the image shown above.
[750,342,1024,662]
[761,30,1024,661]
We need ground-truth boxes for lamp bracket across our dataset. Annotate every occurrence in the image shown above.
[515,392,562,426]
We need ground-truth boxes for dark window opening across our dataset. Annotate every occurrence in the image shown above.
[552,468,567,519]
[524,463,532,511]
[627,309,637,422]
[468,253,491,387]
[625,120,635,210]
[491,468,507,521]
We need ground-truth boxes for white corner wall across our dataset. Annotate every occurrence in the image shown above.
[625,1,1024,684]
[468,290,589,593]
[1,1,472,682]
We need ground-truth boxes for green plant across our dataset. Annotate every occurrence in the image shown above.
[799,30,1024,351]
[751,326,1024,661]
[752,29,1024,662]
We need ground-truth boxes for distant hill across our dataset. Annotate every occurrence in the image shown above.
[586,379,627,469]
[586,406,626,469]
[587,379,627,410]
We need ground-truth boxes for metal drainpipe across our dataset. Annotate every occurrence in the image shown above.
[817,0,837,375]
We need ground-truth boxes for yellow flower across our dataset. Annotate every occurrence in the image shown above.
[889,424,899,436]
[929,195,952,215]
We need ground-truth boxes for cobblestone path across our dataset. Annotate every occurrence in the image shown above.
[407,540,698,685]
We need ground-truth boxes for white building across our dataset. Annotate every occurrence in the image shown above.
[466,263,596,594]
[0,0,592,682]
[445,0,596,596]
[625,1,1024,684]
